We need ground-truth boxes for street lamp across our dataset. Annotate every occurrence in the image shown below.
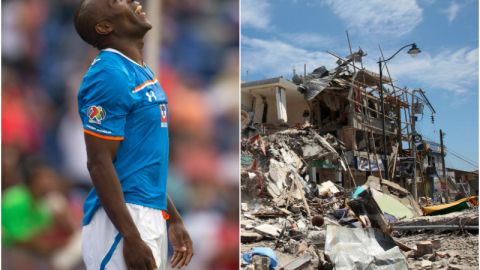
[378,43,421,181]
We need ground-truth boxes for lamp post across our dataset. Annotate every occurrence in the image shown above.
[378,43,421,181]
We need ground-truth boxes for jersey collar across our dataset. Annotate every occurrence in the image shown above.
[102,48,146,68]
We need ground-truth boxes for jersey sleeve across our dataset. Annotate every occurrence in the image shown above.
[78,68,133,140]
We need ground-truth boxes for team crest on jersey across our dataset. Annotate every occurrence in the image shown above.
[88,105,106,124]
[160,104,168,128]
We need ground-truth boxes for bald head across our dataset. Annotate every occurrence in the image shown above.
[74,0,106,49]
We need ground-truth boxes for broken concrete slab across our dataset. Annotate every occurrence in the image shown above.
[268,159,288,188]
[296,220,307,231]
[241,231,264,243]
[318,180,340,197]
[301,143,324,158]
[266,181,282,200]
[241,219,255,229]
[279,147,303,170]
[254,224,281,238]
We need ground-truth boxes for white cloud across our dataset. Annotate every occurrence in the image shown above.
[443,2,460,23]
[323,0,423,36]
[241,36,337,78]
[384,47,478,95]
[282,33,335,48]
[241,0,271,30]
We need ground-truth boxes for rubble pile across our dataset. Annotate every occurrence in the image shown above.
[241,129,478,270]
[241,128,352,269]
[241,128,349,201]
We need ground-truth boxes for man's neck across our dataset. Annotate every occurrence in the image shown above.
[108,40,145,66]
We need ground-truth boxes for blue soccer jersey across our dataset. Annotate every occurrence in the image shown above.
[78,48,169,225]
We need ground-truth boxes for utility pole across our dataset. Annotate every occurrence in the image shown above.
[378,59,388,182]
[411,90,417,201]
[440,129,448,202]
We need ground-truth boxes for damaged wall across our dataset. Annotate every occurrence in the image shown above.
[242,78,309,128]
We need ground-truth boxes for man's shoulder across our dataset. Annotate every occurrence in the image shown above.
[78,58,134,101]
[82,55,133,88]
[87,53,131,77]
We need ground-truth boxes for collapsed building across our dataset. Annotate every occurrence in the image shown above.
[242,49,428,192]
[240,49,478,270]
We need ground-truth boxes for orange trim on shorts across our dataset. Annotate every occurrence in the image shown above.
[84,129,124,141]
[132,78,158,93]
[162,211,170,220]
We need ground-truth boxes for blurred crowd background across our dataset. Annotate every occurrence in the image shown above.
[2,0,239,269]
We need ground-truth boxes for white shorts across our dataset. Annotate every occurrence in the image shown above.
[82,203,168,270]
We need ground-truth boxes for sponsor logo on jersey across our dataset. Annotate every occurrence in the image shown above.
[88,105,106,124]
[160,104,168,128]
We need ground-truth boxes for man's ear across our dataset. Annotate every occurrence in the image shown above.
[95,21,113,35]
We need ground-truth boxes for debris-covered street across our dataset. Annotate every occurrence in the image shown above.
[240,128,478,269]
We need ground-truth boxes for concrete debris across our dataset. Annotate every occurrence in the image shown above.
[241,127,478,269]
[254,224,282,238]
[431,239,441,250]
[318,181,340,197]
[242,232,264,243]
[394,231,478,269]
[415,241,433,257]
[242,203,249,212]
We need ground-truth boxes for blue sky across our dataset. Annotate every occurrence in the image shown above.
[241,0,478,171]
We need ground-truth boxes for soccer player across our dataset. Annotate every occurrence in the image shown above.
[74,1,193,269]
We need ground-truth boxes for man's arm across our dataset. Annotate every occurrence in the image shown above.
[167,195,193,268]
[85,134,156,270]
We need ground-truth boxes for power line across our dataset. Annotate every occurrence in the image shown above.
[447,151,478,168]
[446,155,477,172]
[420,134,478,168]
[447,149,478,167]
[428,134,477,164]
